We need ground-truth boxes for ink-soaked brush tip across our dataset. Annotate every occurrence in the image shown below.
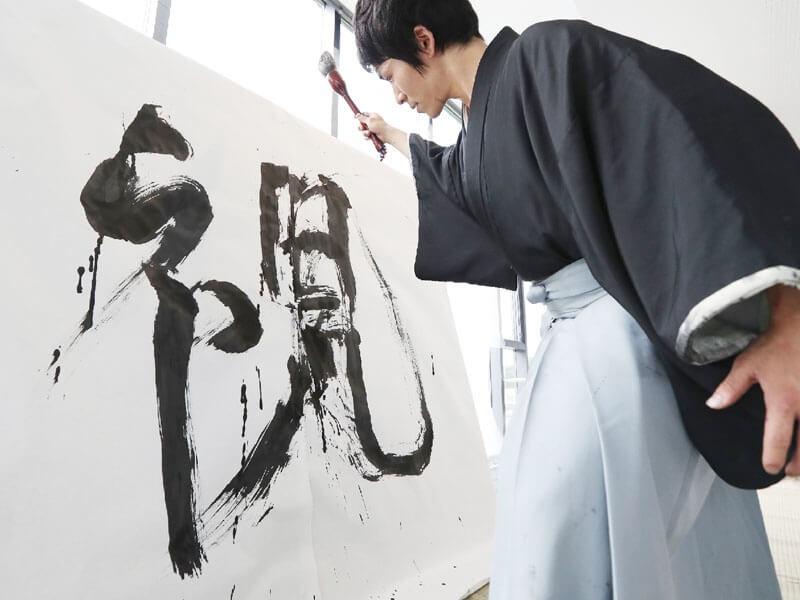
[318,51,337,77]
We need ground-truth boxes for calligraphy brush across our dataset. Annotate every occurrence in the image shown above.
[318,51,387,161]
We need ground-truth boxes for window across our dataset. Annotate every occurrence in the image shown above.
[166,0,331,134]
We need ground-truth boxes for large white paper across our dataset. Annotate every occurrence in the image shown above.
[0,1,494,598]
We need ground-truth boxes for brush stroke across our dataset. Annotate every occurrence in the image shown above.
[202,356,309,536]
[75,105,216,577]
[144,264,205,577]
[352,222,433,474]
[203,164,433,538]
[194,281,262,353]
[79,104,212,273]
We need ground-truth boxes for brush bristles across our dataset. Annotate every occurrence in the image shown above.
[318,51,337,76]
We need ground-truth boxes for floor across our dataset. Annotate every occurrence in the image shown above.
[462,477,800,600]
[760,477,800,599]
[463,583,489,600]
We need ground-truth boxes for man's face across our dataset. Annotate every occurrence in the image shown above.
[376,58,446,118]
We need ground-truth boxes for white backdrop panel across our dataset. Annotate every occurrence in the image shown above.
[0,1,494,598]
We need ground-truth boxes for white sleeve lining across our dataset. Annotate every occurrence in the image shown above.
[675,266,800,365]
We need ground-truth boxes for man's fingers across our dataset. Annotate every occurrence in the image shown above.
[785,438,800,476]
[706,357,756,409]
[762,400,797,474]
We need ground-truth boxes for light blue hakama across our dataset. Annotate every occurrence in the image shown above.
[489,259,780,599]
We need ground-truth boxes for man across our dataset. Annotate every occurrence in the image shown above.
[354,0,800,597]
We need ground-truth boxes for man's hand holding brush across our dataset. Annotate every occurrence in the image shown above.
[356,112,409,158]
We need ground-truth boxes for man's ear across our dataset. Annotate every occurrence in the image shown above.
[413,25,436,58]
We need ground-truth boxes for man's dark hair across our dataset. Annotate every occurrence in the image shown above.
[354,0,482,71]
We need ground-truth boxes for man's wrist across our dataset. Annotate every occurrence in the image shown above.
[767,284,800,325]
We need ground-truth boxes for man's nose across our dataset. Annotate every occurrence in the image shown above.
[395,91,407,105]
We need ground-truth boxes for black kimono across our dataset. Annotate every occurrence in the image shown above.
[409,20,800,489]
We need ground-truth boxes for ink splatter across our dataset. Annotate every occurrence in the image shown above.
[54,366,61,384]
[431,354,435,376]
[49,348,60,368]
[76,266,85,294]
[88,254,94,273]
[256,366,263,410]
[80,236,103,332]
[240,383,248,448]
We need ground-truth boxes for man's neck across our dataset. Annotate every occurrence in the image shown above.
[443,37,488,108]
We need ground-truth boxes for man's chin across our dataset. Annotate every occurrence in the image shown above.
[428,104,445,119]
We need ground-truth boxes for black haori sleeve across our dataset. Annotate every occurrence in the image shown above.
[408,132,517,290]
[512,21,800,365]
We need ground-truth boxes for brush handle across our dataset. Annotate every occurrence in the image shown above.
[327,71,387,160]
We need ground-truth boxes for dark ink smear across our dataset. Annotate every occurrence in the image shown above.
[202,356,310,539]
[77,266,86,294]
[311,388,327,454]
[230,585,236,600]
[80,104,212,273]
[240,383,248,438]
[256,366,263,410]
[287,230,348,263]
[49,348,61,368]
[80,236,103,332]
[232,516,238,542]
[120,104,193,160]
[144,265,205,578]
[298,295,341,311]
[80,161,212,271]
[54,366,61,384]
[316,175,355,300]
[299,326,338,390]
[194,281,262,353]
[431,354,435,376]
[259,163,288,300]
[192,322,227,347]
[255,505,274,526]
[88,255,94,273]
